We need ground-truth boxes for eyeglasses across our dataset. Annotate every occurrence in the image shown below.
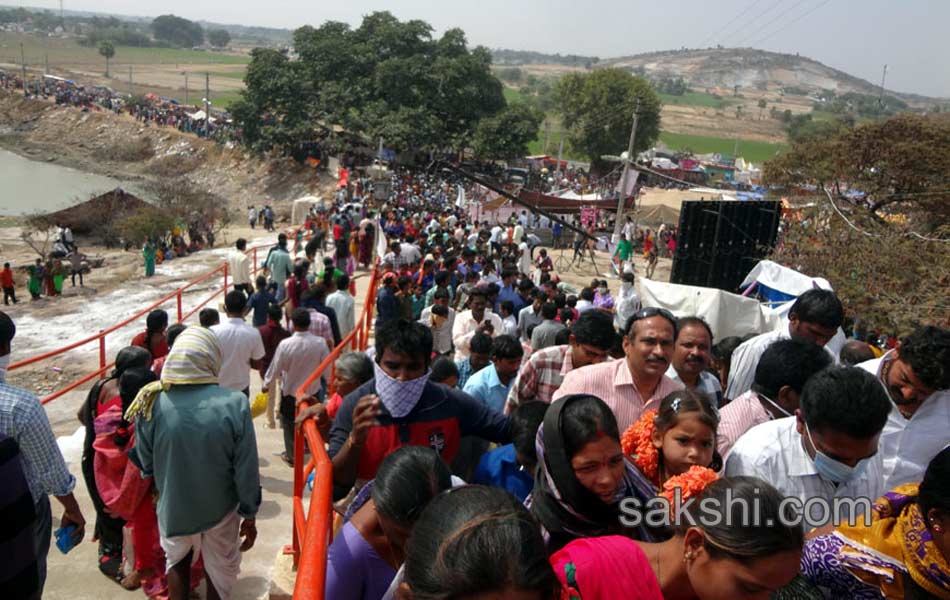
[632,307,675,322]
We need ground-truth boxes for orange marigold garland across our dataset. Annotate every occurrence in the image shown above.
[660,465,719,520]
[621,409,659,485]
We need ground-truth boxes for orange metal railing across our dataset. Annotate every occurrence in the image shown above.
[9,232,307,404]
[291,263,379,600]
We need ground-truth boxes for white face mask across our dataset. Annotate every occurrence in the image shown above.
[0,353,10,378]
[598,287,608,295]
[621,282,633,291]
[758,392,792,418]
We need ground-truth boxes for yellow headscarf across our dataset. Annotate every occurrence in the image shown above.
[834,483,950,599]
[124,327,221,422]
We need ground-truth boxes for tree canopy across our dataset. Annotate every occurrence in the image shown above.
[764,113,950,332]
[207,29,231,48]
[555,68,661,168]
[764,113,950,229]
[472,103,544,160]
[233,12,510,155]
[151,14,204,48]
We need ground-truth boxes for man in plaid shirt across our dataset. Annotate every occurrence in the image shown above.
[505,310,616,413]
[0,312,85,594]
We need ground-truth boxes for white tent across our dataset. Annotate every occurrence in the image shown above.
[639,279,778,340]
[291,195,322,225]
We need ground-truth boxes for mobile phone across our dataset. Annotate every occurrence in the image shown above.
[54,524,78,554]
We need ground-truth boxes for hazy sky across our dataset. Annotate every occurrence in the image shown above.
[20,0,950,97]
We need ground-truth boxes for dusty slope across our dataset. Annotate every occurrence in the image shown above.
[0,90,329,212]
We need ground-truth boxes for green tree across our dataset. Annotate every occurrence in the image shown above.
[98,40,115,77]
[150,14,204,48]
[757,98,767,119]
[765,113,950,331]
[236,12,505,154]
[472,103,543,160]
[764,113,950,227]
[555,68,661,169]
[207,29,231,48]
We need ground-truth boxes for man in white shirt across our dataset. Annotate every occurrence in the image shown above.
[726,289,843,400]
[210,291,265,396]
[614,271,641,331]
[857,325,949,490]
[452,289,503,360]
[489,224,504,253]
[264,308,330,466]
[228,238,252,295]
[420,292,456,356]
[717,338,833,458]
[325,273,355,341]
[517,291,543,343]
[665,317,723,406]
[726,366,892,529]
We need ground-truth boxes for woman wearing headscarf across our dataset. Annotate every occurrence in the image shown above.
[78,345,152,586]
[528,394,659,555]
[128,327,260,600]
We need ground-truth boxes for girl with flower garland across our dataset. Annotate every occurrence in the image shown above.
[621,389,723,496]
[550,477,804,600]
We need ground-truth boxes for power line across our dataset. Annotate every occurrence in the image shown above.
[698,0,767,47]
[744,0,835,47]
[716,0,782,46]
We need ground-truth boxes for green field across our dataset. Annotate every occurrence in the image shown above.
[212,89,244,110]
[211,70,248,80]
[0,32,249,67]
[658,91,736,109]
[503,86,526,104]
[658,131,787,163]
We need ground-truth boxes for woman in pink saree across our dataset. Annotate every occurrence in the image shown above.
[92,360,204,599]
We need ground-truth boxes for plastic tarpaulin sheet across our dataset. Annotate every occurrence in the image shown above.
[291,196,322,224]
[639,279,778,340]
[740,260,833,297]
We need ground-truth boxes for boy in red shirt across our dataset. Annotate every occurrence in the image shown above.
[0,263,16,305]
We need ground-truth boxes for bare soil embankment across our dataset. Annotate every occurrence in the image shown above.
[0,90,330,211]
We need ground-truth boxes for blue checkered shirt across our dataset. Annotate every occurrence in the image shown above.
[0,375,75,503]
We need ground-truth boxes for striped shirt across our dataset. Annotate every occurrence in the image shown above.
[716,390,772,458]
[263,331,330,398]
[506,344,574,413]
[307,309,335,350]
[0,376,76,503]
[552,358,684,432]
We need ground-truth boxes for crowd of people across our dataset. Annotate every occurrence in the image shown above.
[1,225,90,303]
[0,164,947,600]
[0,69,236,142]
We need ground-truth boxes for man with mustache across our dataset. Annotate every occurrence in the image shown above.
[857,325,949,489]
[553,307,683,431]
[666,316,723,407]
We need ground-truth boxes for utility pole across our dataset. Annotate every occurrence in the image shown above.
[128,65,133,96]
[555,137,564,182]
[879,64,888,109]
[20,43,27,96]
[44,53,49,75]
[182,71,189,105]
[611,100,640,244]
[542,121,550,155]
[204,72,211,137]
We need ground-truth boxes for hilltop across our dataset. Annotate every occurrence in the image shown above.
[597,48,945,107]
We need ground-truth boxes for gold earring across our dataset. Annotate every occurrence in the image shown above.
[684,551,694,562]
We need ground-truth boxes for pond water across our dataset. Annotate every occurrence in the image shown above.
[0,148,131,215]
